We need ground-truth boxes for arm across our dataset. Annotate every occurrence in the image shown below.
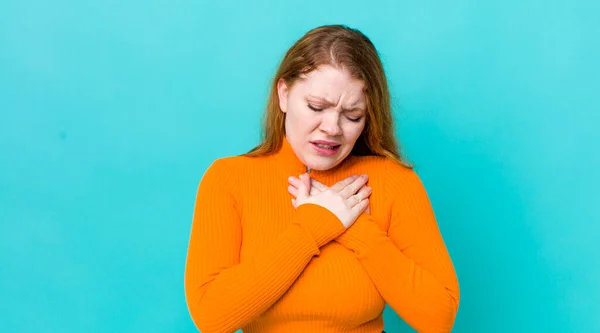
[184,159,345,333]
[334,164,460,333]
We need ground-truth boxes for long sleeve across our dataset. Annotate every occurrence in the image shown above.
[184,159,346,333]
[334,164,460,333]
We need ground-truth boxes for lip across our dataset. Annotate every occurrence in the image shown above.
[311,142,341,156]
[311,140,341,146]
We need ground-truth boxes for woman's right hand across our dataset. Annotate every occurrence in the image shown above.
[291,173,371,229]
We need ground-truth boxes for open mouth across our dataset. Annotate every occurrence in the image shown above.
[314,143,340,149]
[311,142,341,155]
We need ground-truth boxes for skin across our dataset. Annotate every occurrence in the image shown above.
[278,65,372,227]
[277,65,367,171]
[288,176,372,215]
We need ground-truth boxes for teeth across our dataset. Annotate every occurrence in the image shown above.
[317,144,335,149]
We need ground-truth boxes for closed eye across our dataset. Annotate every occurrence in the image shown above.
[307,104,323,112]
[308,103,362,122]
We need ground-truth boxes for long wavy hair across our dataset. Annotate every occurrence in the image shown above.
[244,24,412,168]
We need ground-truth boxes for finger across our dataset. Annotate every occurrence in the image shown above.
[291,176,325,194]
[292,175,321,196]
[334,175,359,192]
[304,173,312,194]
[330,175,360,192]
[298,173,311,198]
[351,198,370,216]
[291,198,296,208]
[342,174,369,198]
[310,179,328,191]
[347,186,371,207]
[288,176,301,187]
[290,178,312,197]
[288,185,299,198]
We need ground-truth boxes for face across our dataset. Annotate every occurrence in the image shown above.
[278,65,367,171]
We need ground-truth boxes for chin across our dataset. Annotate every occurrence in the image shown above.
[306,159,340,171]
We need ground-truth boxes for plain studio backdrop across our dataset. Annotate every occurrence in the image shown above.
[1,1,598,332]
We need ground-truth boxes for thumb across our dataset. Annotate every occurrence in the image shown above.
[299,173,311,198]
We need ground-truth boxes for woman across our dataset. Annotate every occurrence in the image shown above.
[184,25,460,333]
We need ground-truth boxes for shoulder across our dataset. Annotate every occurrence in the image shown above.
[202,156,234,178]
[381,158,430,202]
[198,155,254,199]
[205,155,246,171]
[353,155,415,178]
[202,154,268,181]
[354,155,425,193]
[199,154,269,208]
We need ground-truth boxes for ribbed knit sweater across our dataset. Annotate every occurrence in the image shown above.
[184,136,460,333]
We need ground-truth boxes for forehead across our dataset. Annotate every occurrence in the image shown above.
[294,65,365,100]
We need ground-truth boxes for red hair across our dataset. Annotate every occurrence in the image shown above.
[245,24,412,168]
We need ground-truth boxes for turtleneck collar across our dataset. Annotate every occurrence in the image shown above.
[273,135,350,180]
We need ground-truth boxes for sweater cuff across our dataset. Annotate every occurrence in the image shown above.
[292,203,346,248]
[335,214,388,256]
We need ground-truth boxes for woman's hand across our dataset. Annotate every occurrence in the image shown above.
[287,173,371,228]
[288,175,372,214]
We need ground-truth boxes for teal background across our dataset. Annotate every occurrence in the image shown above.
[1,0,598,332]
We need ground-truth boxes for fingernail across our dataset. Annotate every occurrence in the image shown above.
[362,174,368,179]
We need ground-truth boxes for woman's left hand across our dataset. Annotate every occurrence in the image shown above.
[288,175,371,214]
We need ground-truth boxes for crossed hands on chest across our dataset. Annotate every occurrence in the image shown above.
[287,173,371,229]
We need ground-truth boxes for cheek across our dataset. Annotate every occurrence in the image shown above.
[288,108,316,133]
[344,123,365,141]
[299,113,321,130]
[289,102,309,120]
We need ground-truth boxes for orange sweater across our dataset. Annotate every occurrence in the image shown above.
[184,137,460,333]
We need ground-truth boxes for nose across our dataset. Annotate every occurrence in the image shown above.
[319,113,343,136]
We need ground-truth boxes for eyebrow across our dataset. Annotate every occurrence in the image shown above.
[307,95,364,112]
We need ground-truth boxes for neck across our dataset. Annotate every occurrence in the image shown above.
[273,135,349,179]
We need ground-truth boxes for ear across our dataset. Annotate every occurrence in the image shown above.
[277,78,288,113]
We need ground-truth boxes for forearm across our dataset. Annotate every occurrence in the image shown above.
[186,204,344,333]
[336,216,459,333]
